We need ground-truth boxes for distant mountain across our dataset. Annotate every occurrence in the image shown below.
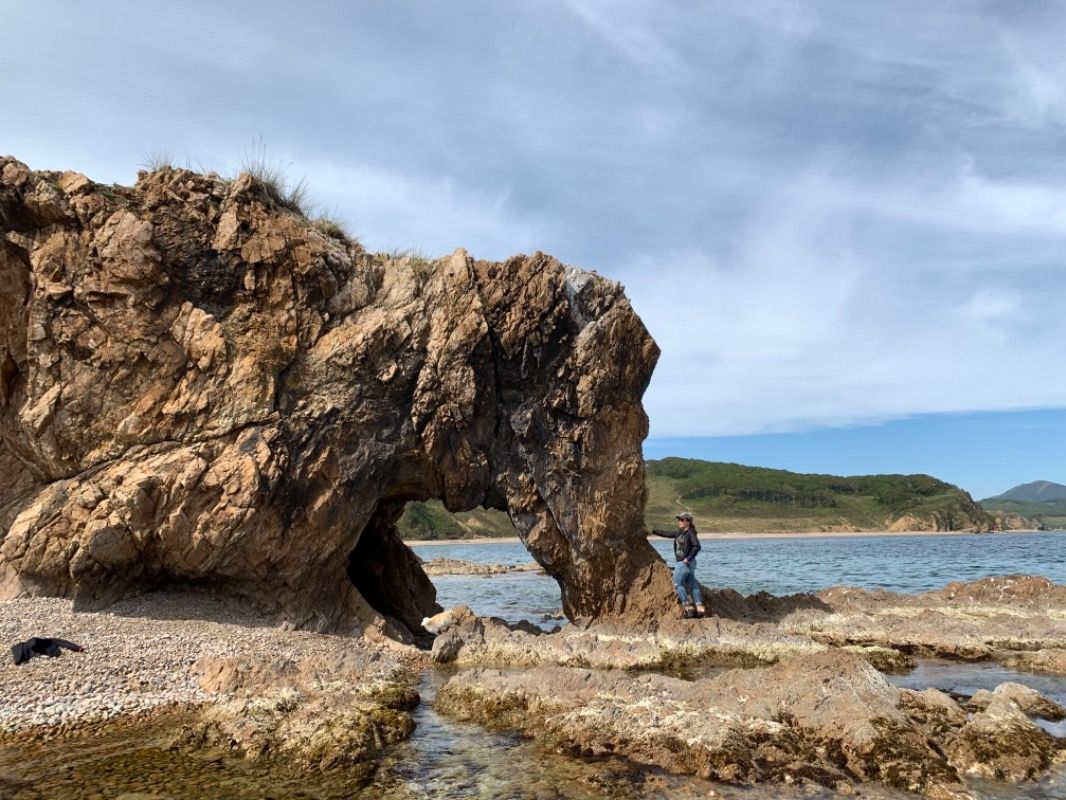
[398,458,997,539]
[986,481,1066,503]
[980,481,1066,531]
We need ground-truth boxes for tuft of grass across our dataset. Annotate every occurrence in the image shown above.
[140,150,175,172]
[383,248,437,274]
[238,139,312,217]
[311,215,352,242]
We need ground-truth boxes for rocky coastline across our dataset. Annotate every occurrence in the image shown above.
[1,575,1063,798]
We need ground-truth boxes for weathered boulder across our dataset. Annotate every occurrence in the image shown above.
[966,681,1065,721]
[946,694,1063,782]
[0,157,674,636]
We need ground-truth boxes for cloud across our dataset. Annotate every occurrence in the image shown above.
[556,0,684,75]
[4,1,1066,442]
[292,159,547,259]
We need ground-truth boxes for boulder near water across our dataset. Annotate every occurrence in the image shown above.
[0,157,676,637]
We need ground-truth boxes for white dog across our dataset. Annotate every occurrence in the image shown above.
[421,604,474,634]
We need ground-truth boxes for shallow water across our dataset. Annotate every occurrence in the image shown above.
[361,670,915,800]
[0,713,367,799]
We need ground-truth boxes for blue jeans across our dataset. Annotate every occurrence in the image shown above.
[673,559,703,605]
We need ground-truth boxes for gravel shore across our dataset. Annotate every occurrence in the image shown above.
[0,592,402,736]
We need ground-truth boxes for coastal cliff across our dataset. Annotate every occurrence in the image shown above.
[0,157,674,637]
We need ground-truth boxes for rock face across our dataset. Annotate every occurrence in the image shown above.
[0,157,674,636]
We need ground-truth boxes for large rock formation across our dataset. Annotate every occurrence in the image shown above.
[0,157,675,636]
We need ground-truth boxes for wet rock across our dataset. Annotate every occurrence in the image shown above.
[183,651,420,773]
[435,650,992,796]
[0,157,673,637]
[776,576,1066,670]
[430,605,916,674]
[946,695,1065,781]
[965,681,1066,720]
[1000,648,1066,676]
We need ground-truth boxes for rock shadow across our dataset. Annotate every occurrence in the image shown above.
[701,585,832,623]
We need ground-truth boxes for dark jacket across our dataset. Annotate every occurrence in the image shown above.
[11,637,83,666]
[651,527,701,562]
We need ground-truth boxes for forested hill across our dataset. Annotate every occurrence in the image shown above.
[397,457,999,539]
[643,458,993,534]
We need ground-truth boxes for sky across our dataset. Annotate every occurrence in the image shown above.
[2,1,1064,498]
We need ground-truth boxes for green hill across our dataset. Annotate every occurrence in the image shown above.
[979,498,1066,531]
[643,458,992,533]
[396,501,516,540]
[397,458,997,539]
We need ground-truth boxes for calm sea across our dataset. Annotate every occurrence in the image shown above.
[414,531,1065,626]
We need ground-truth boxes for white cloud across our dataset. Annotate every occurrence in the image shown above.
[5,1,1066,443]
[294,160,547,261]
[556,0,684,75]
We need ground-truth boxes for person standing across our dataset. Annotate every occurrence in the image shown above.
[650,512,705,618]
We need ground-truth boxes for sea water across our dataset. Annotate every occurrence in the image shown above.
[415,530,1066,626]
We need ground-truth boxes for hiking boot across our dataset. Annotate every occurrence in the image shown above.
[695,604,706,618]
[682,604,696,619]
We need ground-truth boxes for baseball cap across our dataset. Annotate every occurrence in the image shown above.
[675,512,694,521]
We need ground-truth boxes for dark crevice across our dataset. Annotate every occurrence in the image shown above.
[0,354,17,406]
[347,498,440,648]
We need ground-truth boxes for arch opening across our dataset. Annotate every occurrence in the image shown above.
[400,500,566,632]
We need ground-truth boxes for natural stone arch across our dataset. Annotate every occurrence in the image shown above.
[0,158,677,637]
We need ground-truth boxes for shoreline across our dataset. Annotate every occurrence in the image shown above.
[407,528,1055,546]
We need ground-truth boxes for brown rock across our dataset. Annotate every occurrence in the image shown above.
[966,682,1065,721]
[0,157,674,636]
[435,651,982,795]
[1000,648,1066,675]
[947,695,1065,781]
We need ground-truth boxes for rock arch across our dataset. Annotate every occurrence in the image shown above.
[0,158,676,637]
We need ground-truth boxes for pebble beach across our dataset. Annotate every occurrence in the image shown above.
[0,592,389,737]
